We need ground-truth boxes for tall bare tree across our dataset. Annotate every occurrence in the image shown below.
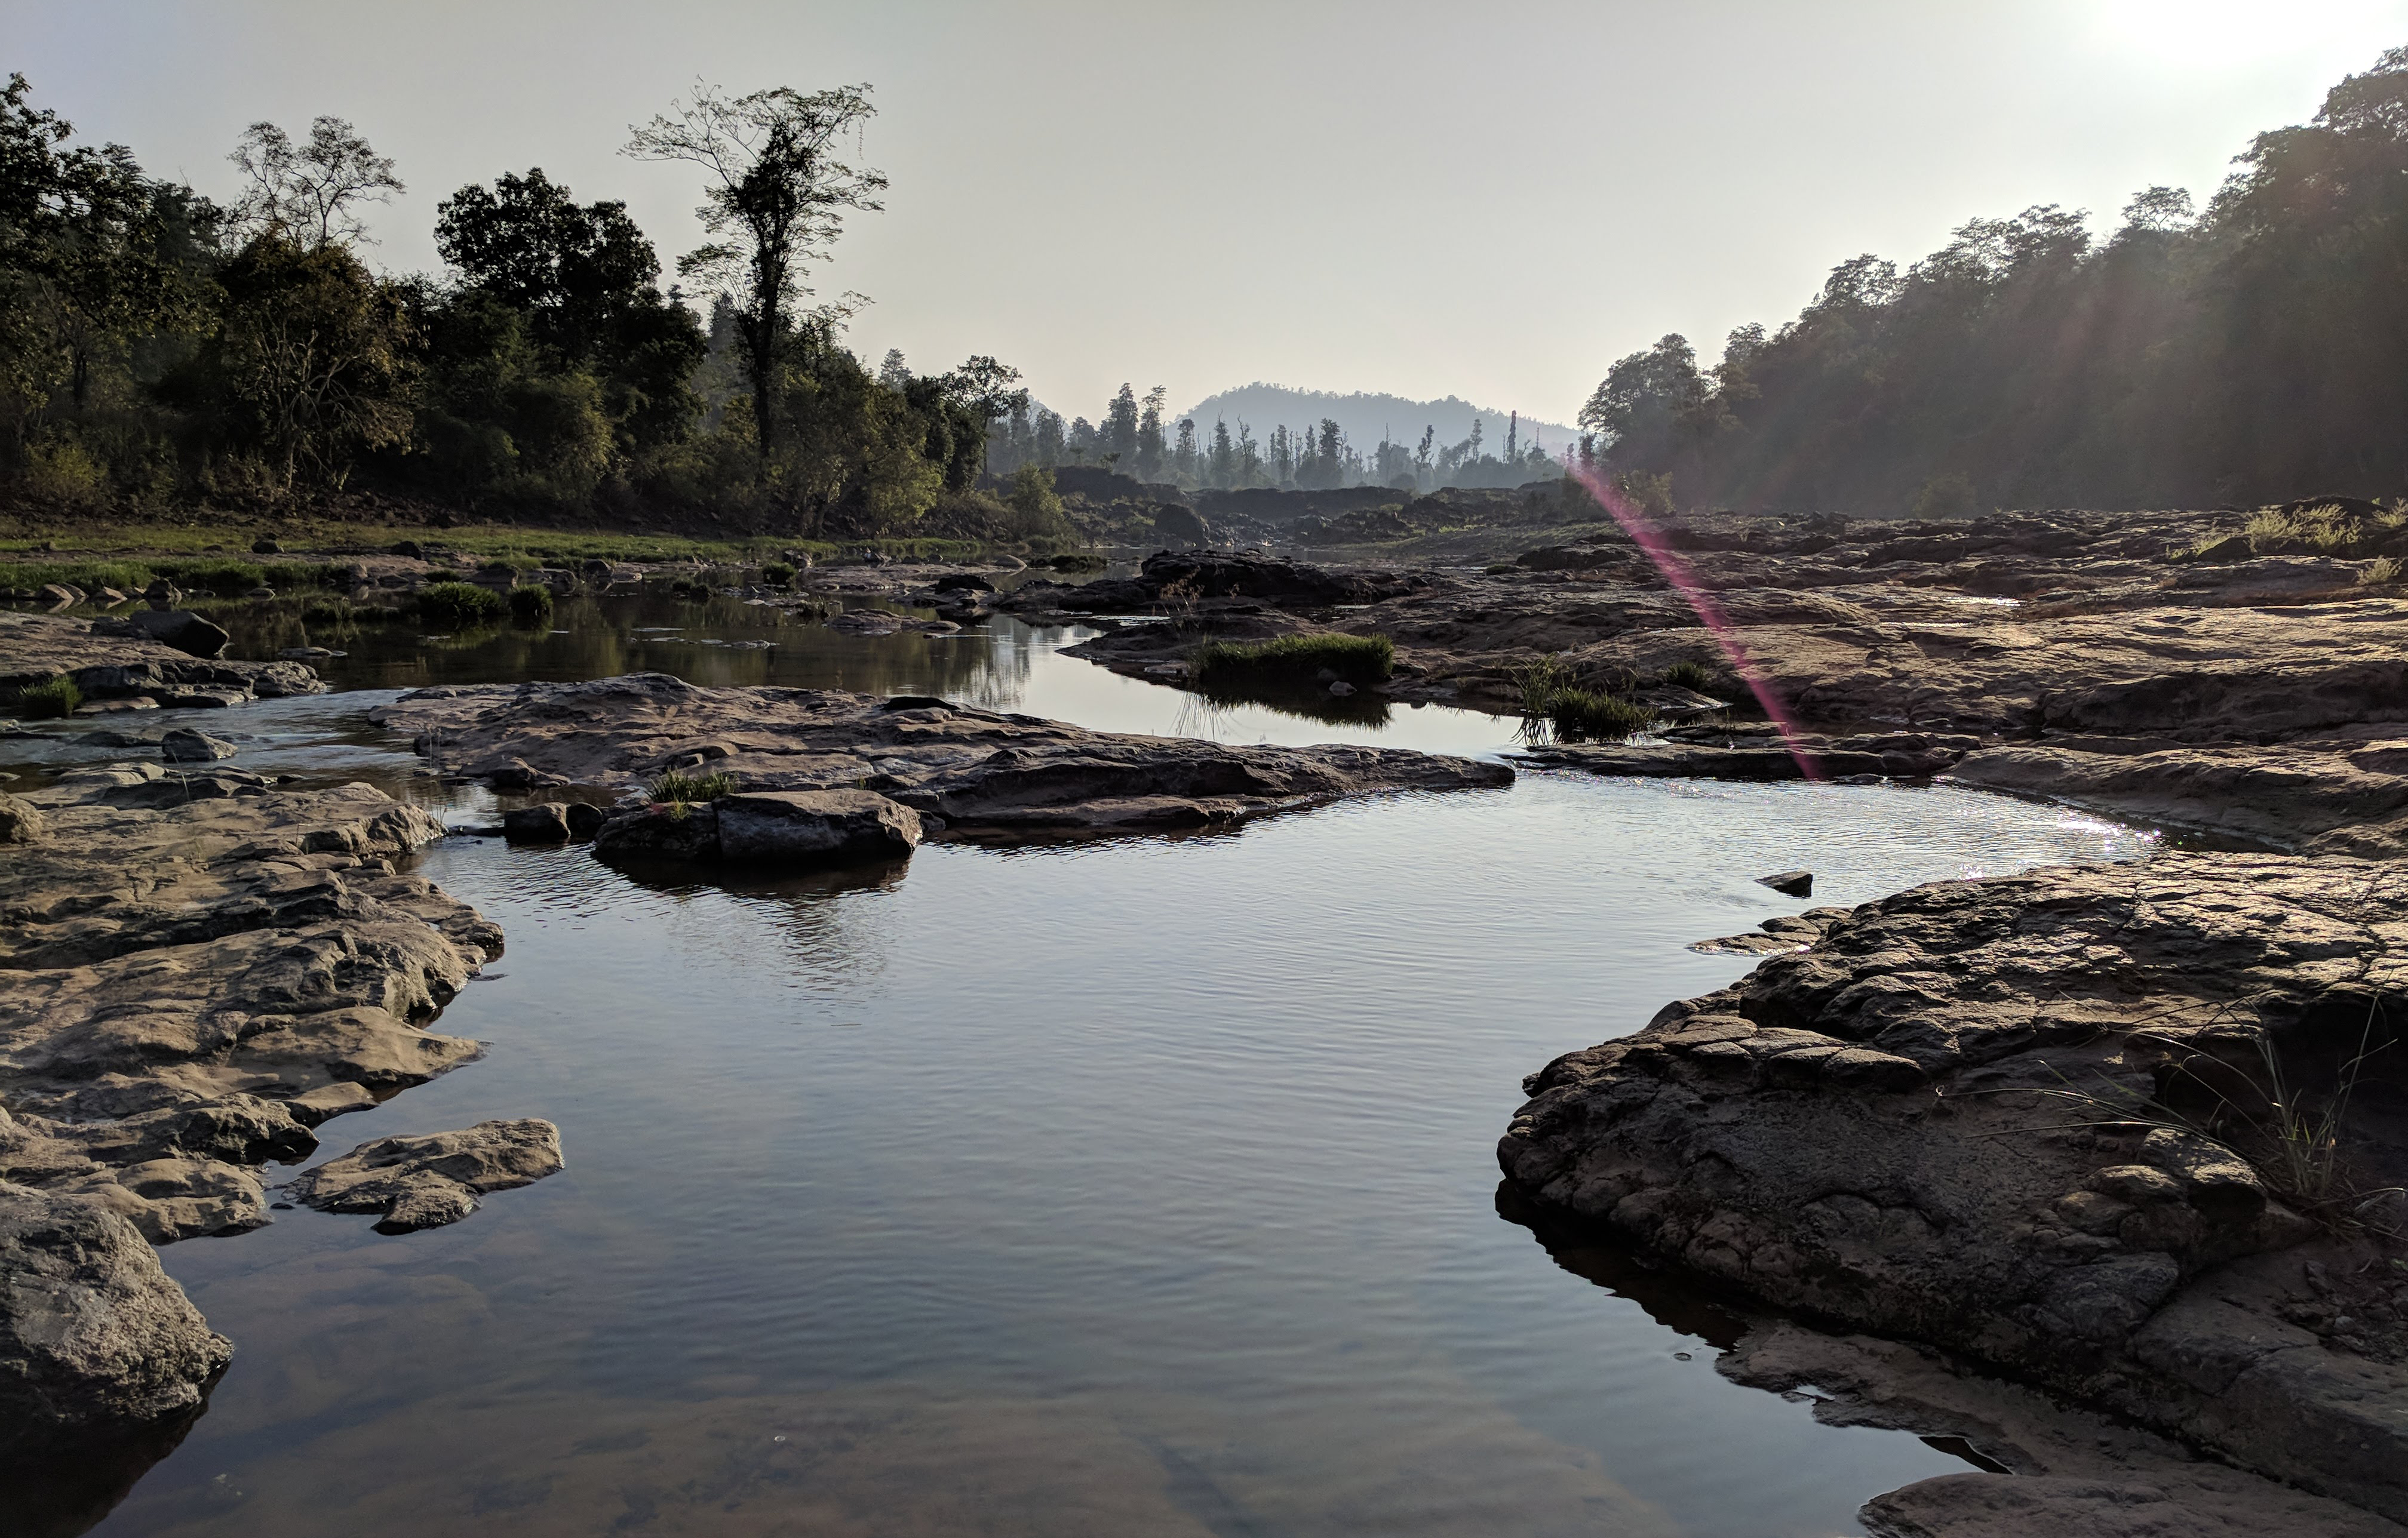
[625,83,884,459]
[227,117,403,248]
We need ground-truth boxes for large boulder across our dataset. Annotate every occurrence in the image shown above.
[287,1119,563,1234]
[159,728,236,763]
[0,1182,230,1447]
[0,791,44,843]
[718,788,923,865]
[1499,851,2408,1519]
[121,609,229,660]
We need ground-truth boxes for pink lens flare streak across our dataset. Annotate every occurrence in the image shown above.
[1561,463,1824,781]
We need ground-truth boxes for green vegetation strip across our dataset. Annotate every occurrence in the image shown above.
[1191,633,1395,689]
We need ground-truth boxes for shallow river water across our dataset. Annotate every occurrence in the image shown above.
[19,596,2160,1537]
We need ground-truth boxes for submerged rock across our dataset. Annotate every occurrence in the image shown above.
[287,1119,563,1233]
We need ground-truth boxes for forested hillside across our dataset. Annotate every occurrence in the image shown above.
[1579,46,2408,515]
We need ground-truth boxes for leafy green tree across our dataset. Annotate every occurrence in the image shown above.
[433,167,704,454]
[0,73,214,433]
[938,353,1027,476]
[1136,385,1166,479]
[200,234,415,491]
[625,83,885,460]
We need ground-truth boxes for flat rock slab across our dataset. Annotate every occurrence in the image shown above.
[0,611,321,709]
[370,673,1513,839]
[287,1119,563,1234]
[0,760,513,1442]
[1500,850,2408,1521]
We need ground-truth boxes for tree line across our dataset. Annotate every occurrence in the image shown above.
[0,75,1070,539]
[1578,45,2408,515]
[967,380,1560,494]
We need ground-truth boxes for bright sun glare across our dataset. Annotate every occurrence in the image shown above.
[2093,0,2402,68]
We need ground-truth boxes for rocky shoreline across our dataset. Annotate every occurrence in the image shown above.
[16,505,2408,1532]
[0,756,532,1479]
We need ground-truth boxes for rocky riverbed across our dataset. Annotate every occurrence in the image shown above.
[0,756,551,1488]
[991,510,2408,853]
[366,671,1515,841]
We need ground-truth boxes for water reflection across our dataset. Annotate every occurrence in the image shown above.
[72,772,2154,1538]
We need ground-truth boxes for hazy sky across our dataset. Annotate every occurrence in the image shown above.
[9,1,2405,424]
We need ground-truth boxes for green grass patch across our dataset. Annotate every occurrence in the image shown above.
[508,585,555,625]
[1660,659,1730,695]
[17,675,81,718]
[761,561,797,586]
[1190,633,1394,690]
[646,768,738,805]
[413,582,509,627]
[1547,688,1656,741]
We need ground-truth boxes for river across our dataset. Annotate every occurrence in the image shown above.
[15,592,2157,1536]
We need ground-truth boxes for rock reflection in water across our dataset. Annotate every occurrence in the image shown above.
[73,770,2153,1538]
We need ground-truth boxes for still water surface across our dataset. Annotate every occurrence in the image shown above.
[26,597,2155,1536]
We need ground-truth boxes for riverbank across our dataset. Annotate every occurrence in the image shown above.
[10,509,2408,1535]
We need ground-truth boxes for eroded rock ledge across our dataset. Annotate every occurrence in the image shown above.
[1500,851,2408,1523]
[368,672,1514,838]
[0,611,322,710]
[0,761,512,1452]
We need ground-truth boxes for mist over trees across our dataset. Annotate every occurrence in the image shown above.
[1580,45,2408,515]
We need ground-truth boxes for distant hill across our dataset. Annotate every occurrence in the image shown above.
[1174,383,1577,455]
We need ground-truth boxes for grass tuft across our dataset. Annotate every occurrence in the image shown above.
[1190,633,1395,690]
[508,585,555,626]
[1546,688,1656,741]
[414,582,508,627]
[646,768,738,805]
[2363,556,2403,586]
[17,675,80,719]
[1660,659,1728,695]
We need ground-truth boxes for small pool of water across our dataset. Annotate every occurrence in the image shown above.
[11,601,2158,1537]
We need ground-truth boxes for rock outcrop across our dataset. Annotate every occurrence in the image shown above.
[369,673,1513,839]
[0,1182,231,1449]
[1009,511,2408,853]
[0,611,321,710]
[0,761,505,1447]
[287,1119,563,1233]
[1499,851,2408,1521]
[594,787,925,866]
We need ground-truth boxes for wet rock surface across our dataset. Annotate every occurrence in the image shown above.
[370,672,1514,841]
[0,758,509,1450]
[1500,851,2408,1521]
[287,1118,563,1234]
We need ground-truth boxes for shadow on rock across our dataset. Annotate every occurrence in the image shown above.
[1493,1180,1749,1351]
